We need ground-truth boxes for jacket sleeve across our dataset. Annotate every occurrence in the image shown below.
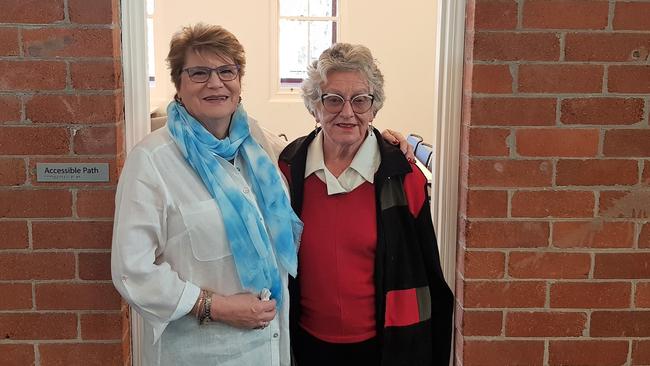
[404,164,454,365]
[111,147,200,343]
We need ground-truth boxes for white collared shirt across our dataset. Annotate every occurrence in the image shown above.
[304,130,381,195]
[111,120,290,366]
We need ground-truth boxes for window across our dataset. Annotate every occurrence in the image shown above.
[146,0,156,87]
[278,0,339,90]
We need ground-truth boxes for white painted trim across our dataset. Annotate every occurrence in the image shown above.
[432,0,464,294]
[121,0,150,365]
[122,0,151,153]
[431,2,464,363]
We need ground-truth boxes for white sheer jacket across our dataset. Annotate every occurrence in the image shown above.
[111,118,290,366]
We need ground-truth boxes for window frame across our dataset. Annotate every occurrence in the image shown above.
[270,0,342,98]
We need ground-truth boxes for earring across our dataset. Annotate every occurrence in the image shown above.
[368,122,373,136]
[174,95,184,106]
[314,121,321,131]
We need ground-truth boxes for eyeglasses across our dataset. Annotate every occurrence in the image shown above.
[320,93,375,114]
[182,65,240,83]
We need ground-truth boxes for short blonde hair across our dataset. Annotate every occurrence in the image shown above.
[167,23,246,92]
[301,43,385,116]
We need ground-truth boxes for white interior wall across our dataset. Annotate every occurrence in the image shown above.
[150,0,437,141]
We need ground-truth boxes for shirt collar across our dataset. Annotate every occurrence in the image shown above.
[304,130,381,195]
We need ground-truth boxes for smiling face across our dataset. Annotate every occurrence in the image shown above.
[315,70,374,153]
[177,50,241,132]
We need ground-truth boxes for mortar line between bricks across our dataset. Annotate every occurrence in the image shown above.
[472,92,649,98]
[517,0,524,30]
[462,336,649,341]
[0,90,122,96]
[0,24,114,30]
[0,57,118,62]
[469,29,650,34]
[607,0,615,31]
[0,339,123,345]
[63,0,70,22]
[559,32,566,62]
[472,60,650,66]
[0,309,121,314]
[543,339,549,366]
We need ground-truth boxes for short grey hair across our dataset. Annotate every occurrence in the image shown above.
[301,43,385,116]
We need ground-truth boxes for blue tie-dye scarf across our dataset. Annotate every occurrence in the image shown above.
[167,101,301,306]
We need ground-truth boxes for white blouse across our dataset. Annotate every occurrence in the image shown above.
[111,120,290,366]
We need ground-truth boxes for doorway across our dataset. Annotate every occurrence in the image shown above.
[120,1,465,364]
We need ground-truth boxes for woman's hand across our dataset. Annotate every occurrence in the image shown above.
[211,292,277,329]
[381,129,415,162]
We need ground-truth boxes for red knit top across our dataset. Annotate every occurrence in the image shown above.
[298,174,377,343]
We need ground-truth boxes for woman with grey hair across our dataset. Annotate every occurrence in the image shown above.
[279,43,453,366]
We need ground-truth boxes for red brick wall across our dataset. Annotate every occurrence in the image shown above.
[458,0,650,365]
[0,0,128,365]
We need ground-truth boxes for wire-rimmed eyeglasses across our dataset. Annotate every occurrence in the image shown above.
[320,93,375,114]
[182,65,240,83]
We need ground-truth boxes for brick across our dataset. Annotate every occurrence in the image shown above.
[0,283,32,310]
[636,282,650,308]
[468,159,552,187]
[471,64,512,93]
[463,340,544,366]
[27,95,122,124]
[591,311,650,337]
[599,190,650,219]
[516,129,600,157]
[0,28,19,56]
[506,311,587,337]
[0,158,26,185]
[80,313,121,340]
[77,189,116,217]
[0,345,35,366]
[594,253,650,279]
[465,221,549,248]
[468,128,510,156]
[0,313,76,340]
[23,28,115,58]
[605,130,650,157]
[69,0,116,24]
[471,98,556,126]
[0,61,66,91]
[0,127,69,155]
[73,126,117,155]
[0,96,21,122]
[0,190,72,218]
[36,283,121,310]
[549,340,629,366]
[71,61,122,89]
[475,0,517,30]
[561,98,645,125]
[462,310,503,336]
[633,340,650,365]
[0,253,75,280]
[79,252,111,280]
[40,343,122,366]
[463,281,546,308]
[0,0,64,23]
[465,189,508,218]
[0,221,28,249]
[556,159,639,186]
[553,221,635,248]
[523,0,609,29]
[614,2,650,31]
[566,33,650,62]
[462,251,505,279]
[511,191,595,218]
[641,223,650,248]
[32,221,113,249]
[609,66,650,93]
[474,32,560,61]
[551,282,631,308]
[519,64,603,93]
[509,252,591,279]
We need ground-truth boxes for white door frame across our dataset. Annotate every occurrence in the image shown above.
[120,1,465,364]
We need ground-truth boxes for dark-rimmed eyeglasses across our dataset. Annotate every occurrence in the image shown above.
[182,65,240,83]
[320,93,374,114]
